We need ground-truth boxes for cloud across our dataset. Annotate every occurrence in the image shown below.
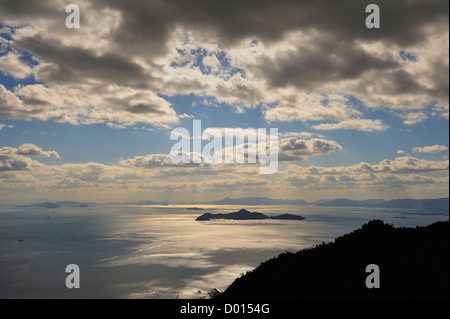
[0,123,14,130]
[372,157,449,173]
[279,131,324,139]
[120,154,176,168]
[16,143,60,158]
[413,145,448,154]
[107,122,127,129]
[397,150,405,154]
[202,178,269,192]
[263,92,357,123]
[1,152,448,201]
[0,143,59,158]
[311,119,389,132]
[119,152,205,168]
[0,153,40,172]
[288,156,449,175]
[121,136,341,168]
[0,143,59,172]
[284,171,449,190]
[0,84,25,118]
[0,51,35,79]
[285,175,321,187]
[278,137,342,161]
[0,147,38,172]
[0,0,447,128]
[1,83,179,126]
[398,111,428,125]
[178,113,195,119]
[282,156,449,197]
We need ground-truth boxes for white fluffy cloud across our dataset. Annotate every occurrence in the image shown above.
[278,137,342,161]
[0,143,59,172]
[16,143,60,158]
[413,145,448,154]
[120,152,206,168]
[0,144,59,158]
[287,156,449,175]
[0,51,35,79]
[398,111,428,125]
[311,119,389,132]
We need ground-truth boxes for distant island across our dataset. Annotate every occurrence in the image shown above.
[193,197,448,212]
[16,201,95,209]
[11,197,448,213]
[196,209,305,221]
[201,197,309,206]
[315,197,449,211]
[216,220,449,299]
[187,207,204,211]
[126,200,172,205]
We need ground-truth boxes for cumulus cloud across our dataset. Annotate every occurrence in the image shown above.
[1,152,448,201]
[0,153,40,172]
[0,143,59,172]
[0,0,449,202]
[0,0,447,127]
[398,111,428,125]
[284,171,449,190]
[0,143,60,173]
[278,137,342,161]
[311,118,389,132]
[288,156,449,175]
[120,136,341,169]
[413,144,448,154]
[282,156,449,198]
[119,152,205,168]
[0,51,35,79]
[0,144,59,158]
[279,132,324,139]
[107,122,127,129]
[16,143,60,158]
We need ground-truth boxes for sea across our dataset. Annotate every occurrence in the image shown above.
[0,204,447,299]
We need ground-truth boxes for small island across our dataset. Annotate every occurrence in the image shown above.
[195,209,305,221]
[187,207,204,211]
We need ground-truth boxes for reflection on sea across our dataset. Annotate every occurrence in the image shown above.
[0,205,447,298]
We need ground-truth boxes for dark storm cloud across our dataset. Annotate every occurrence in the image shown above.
[127,103,168,115]
[3,0,445,57]
[0,0,448,122]
[99,0,448,47]
[15,36,152,87]
[257,36,400,89]
[0,0,61,19]
[61,0,450,96]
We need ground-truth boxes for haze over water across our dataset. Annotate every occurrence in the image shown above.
[0,205,447,299]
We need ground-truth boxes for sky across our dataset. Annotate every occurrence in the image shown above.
[0,0,448,204]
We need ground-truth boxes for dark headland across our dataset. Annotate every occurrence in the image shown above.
[215,220,449,299]
[195,209,305,221]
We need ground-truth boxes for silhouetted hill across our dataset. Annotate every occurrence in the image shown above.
[217,220,449,299]
[196,209,305,221]
[317,198,449,211]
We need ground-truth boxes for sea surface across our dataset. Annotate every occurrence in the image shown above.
[0,204,447,299]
